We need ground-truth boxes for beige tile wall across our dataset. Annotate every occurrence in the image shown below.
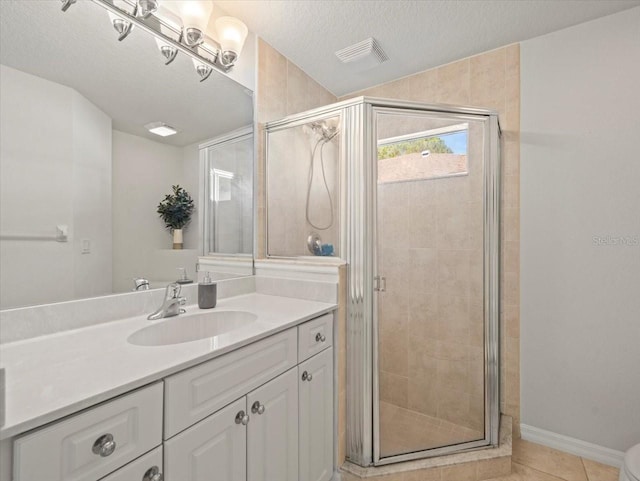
[341,44,521,434]
[256,39,337,259]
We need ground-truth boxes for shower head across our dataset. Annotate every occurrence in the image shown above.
[308,120,339,141]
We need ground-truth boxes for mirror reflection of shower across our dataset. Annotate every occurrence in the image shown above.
[266,114,341,258]
[304,118,339,256]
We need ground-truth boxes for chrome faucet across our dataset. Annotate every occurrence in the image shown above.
[133,277,150,291]
[148,283,186,320]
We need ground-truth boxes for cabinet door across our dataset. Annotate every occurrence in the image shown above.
[164,398,246,481]
[247,368,298,481]
[298,348,334,481]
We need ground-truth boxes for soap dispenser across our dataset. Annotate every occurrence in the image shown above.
[198,272,217,309]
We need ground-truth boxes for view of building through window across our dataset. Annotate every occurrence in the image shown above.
[377,125,469,183]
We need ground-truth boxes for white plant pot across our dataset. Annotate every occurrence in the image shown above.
[172,229,183,250]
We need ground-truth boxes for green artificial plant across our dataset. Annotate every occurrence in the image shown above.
[157,185,195,231]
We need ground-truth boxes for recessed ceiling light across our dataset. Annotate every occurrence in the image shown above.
[145,121,178,137]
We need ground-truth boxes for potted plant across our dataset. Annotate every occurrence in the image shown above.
[157,185,194,249]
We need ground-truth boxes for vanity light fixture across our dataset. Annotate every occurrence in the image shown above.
[155,38,178,65]
[215,16,249,67]
[145,122,178,137]
[64,0,248,79]
[108,11,134,41]
[136,0,158,19]
[179,1,214,47]
[192,58,213,82]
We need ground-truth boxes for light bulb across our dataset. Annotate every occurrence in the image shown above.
[179,1,213,47]
[215,16,248,66]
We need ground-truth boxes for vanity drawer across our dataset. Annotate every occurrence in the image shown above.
[298,314,333,363]
[164,328,297,439]
[14,382,163,481]
[100,446,163,481]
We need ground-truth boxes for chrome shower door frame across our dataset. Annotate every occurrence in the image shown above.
[263,97,501,467]
[344,98,501,467]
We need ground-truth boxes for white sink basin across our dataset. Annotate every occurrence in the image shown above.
[128,311,258,346]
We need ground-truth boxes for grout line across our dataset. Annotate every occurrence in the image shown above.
[513,462,570,481]
[580,457,591,481]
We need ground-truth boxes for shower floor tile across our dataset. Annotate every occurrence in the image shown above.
[379,401,484,457]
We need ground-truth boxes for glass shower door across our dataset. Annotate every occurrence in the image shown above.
[374,108,489,462]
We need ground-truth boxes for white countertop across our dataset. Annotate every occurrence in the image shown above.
[0,293,336,440]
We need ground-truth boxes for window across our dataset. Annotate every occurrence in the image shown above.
[377,123,468,183]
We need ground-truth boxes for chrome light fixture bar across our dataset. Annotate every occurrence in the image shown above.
[89,0,232,74]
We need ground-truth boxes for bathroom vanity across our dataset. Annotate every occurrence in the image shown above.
[0,291,337,481]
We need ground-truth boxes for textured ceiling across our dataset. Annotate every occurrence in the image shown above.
[216,0,640,96]
[0,0,252,147]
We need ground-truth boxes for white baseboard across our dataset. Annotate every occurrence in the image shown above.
[520,424,625,468]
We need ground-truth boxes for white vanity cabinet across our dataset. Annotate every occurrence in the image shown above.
[165,367,300,481]
[162,314,334,481]
[10,312,335,481]
[299,347,334,481]
[163,329,298,439]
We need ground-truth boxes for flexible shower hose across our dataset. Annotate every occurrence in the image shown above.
[305,137,334,231]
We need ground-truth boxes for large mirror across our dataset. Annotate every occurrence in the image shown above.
[0,0,254,310]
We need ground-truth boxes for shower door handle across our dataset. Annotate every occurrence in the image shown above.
[374,276,386,292]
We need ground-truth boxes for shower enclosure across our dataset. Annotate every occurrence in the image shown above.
[265,97,500,467]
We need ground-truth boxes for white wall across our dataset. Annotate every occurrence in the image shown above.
[71,90,113,300]
[521,7,640,453]
[111,131,199,292]
[0,65,112,309]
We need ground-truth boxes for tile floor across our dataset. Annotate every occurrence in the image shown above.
[487,439,620,481]
[341,437,621,480]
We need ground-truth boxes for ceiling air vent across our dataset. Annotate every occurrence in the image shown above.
[335,37,388,69]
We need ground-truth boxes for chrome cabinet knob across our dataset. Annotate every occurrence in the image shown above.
[251,401,266,415]
[302,371,313,382]
[142,466,163,481]
[315,333,326,343]
[92,433,116,457]
[235,410,249,425]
